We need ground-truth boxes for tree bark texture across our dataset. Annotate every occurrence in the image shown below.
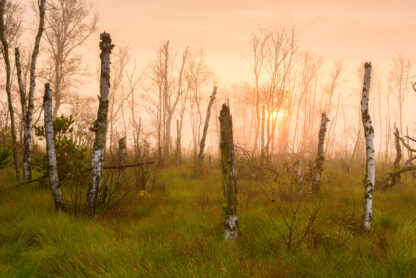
[361,62,374,231]
[43,83,67,212]
[219,103,238,241]
[86,32,114,214]
[312,112,329,193]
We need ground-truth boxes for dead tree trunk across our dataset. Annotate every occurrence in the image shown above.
[175,119,181,164]
[43,83,66,212]
[0,1,19,181]
[312,113,329,193]
[219,103,238,241]
[361,62,374,231]
[86,32,114,214]
[117,136,127,182]
[392,127,402,186]
[193,87,217,177]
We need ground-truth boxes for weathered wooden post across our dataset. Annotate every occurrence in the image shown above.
[219,103,238,241]
[361,62,375,231]
[43,83,67,212]
[193,87,217,177]
[312,112,329,193]
[86,32,114,214]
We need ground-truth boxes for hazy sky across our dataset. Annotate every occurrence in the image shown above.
[85,0,416,85]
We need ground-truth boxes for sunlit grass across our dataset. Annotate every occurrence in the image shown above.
[0,162,415,277]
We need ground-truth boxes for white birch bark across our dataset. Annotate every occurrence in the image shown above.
[43,83,66,212]
[86,32,114,213]
[312,113,329,192]
[219,104,238,241]
[361,62,375,230]
[193,87,217,177]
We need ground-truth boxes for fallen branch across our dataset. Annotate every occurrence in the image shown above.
[101,161,154,170]
[388,165,416,177]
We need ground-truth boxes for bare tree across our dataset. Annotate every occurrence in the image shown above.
[248,28,269,156]
[361,62,374,231]
[324,61,343,157]
[148,41,189,164]
[0,0,23,180]
[14,0,45,182]
[186,49,211,161]
[107,46,130,152]
[248,26,297,161]
[292,52,321,154]
[86,32,114,215]
[42,0,98,118]
[389,54,413,136]
[193,86,217,177]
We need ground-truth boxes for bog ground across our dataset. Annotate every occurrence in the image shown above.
[0,163,415,278]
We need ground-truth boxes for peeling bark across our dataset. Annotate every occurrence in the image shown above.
[193,87,217,177]
[219,104,238,241]
[43,83,67,212]
[361,62,374,231]
[86,32,114,214]
[312,113,329,193]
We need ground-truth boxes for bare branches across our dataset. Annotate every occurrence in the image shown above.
[42,0,98,117]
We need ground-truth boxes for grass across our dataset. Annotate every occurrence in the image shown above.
[0,162,416,277]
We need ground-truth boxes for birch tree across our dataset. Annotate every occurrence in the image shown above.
[43,83,67,212]
[0,0,21,180]
[86,32,114,214]
[361,62,375,231]
[219,103,238,241]
[14,0,45,182]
